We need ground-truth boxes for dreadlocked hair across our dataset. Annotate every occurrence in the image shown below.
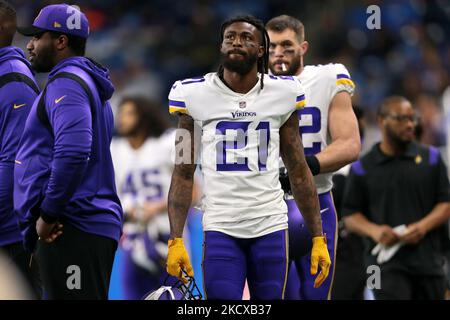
[218,15,270,90]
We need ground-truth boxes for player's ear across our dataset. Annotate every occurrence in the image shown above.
[55,34,69,51]
[258,45,264,58]
[300,41,309,55]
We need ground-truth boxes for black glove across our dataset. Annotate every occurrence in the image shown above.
[279,155,321,194]
[279,167,291,194]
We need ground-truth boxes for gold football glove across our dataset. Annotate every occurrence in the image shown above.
[310,235,331,288]
[166,238,194,283]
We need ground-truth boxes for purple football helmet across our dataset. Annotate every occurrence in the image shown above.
[143,270,203,300]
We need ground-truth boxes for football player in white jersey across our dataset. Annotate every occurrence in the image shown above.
[165,15,331,300]
[111,96,181,300]
[266,15,361,300]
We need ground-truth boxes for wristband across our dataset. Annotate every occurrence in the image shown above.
[306,155,321,176]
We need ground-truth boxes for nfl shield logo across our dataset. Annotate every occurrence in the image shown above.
[239,101,246,109]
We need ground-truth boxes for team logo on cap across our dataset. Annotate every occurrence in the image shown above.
[415,155,422,164]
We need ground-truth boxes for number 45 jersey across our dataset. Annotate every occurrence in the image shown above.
[169,72,306,238]
[111,131,175,233]
[296,63,355,195]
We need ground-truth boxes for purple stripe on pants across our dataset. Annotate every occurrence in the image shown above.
[202,229,288,300]
[284,191,337,300]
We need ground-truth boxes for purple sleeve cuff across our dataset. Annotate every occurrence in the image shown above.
[40,198,60,222]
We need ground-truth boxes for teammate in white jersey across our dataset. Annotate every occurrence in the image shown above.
[111,96,178,300]
[165,15,331,300]
[266,15,361,300]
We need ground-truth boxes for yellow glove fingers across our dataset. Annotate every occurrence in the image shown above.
[180,259,194,284]
[185,261,194,278]
[313,259,330,288]
[167,265,181,277]
[310,255,319,275]
[310,235,331,287]
[166,238,194,282]
[166,254,182,277]
[313,271,324,288]
[314,271,328,288]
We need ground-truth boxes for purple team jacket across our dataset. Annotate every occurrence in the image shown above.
[14,56,123,252]
[0,46,38,247]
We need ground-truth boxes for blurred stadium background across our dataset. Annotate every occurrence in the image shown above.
[6,0,449,299]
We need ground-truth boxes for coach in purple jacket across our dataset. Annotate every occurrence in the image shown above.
[15,4,123,299]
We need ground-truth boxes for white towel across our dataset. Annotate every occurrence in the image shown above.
[371,224,408,264]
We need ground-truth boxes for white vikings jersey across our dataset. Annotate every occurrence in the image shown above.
[111,131,175,236]
[169,72,306,238]
[296,63,355,194]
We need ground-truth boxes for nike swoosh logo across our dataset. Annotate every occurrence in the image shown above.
[13,103,26,109]
[320,208,329,214]
[55,95,67,104]
[15,160,22,164]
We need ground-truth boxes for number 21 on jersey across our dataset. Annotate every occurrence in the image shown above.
[215,121,270,172]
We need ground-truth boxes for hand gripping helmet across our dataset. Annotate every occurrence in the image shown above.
[143,271,203,300]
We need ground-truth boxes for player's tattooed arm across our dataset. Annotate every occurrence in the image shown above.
[280,112,323,237]
[168,114,198,239]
